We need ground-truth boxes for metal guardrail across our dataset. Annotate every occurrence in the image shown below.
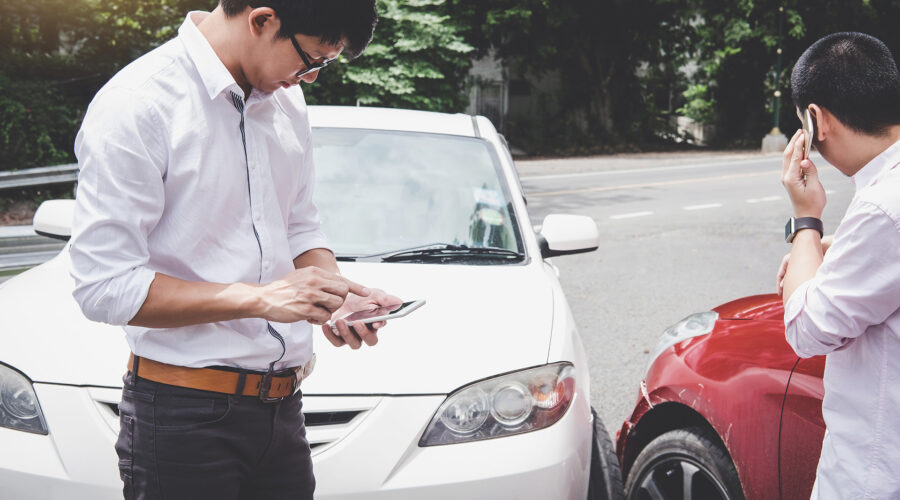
[0,164,77,274]
[0,234,65,274]
[0,163,78,190]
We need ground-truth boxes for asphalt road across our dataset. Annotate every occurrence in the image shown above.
[516,150,855,438]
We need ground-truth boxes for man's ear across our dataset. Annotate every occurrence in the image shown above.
[809,104,828,142]
[247,7,278,38]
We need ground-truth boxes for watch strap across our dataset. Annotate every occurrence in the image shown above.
[785,217,824,243]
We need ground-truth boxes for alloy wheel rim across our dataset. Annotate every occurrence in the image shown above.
[630,454,731,500]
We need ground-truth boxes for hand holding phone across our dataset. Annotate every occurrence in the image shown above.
[327,300,425,328]
[322,298,425,349]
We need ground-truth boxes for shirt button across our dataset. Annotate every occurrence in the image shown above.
[254,212,261,222]
[250,162,256,170]
[263,261,270,270]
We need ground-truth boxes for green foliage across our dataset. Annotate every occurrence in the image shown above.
[0,74,78,170]
[1,0,475,170]
[0,0,214,171]
[677,84,716,124]
[665,0,900,146]
[5,0,900,164]
[452,0,900,151]
[306,0,474,112]
[449,0,704,153]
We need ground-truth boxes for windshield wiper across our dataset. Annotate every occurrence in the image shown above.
[353,243,525,263]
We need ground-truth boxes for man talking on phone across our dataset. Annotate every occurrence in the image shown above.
[779,32,900,499]
[68,1,399,498]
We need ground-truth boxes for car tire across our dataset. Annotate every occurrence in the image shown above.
[588,408,625,500]
[624,427,744,500]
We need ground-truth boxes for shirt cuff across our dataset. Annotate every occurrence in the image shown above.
[289,230,331,261]
[85,266,157,326]
[784,278,841,358]
[784,279,813,324]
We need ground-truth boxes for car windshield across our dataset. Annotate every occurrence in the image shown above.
[312,128,524,263]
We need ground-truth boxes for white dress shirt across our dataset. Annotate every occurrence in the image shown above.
[70,12,328,371]
[785,139,900,499]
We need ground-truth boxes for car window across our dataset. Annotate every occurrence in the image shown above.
[312,128,524,261]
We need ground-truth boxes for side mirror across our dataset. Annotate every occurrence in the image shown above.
[33,199,75,241]
[537,214,599,258]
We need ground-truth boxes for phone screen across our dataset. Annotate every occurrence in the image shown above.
[341,301,416,323]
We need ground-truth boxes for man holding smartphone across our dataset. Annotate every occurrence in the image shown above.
[69,1,398,498]
[779,32,900,498]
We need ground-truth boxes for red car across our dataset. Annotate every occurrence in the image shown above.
[616,294,825,500]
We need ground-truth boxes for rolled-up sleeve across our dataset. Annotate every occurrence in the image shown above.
[287,135,330,259]
[785,201,900,357]
[69,88,167,325]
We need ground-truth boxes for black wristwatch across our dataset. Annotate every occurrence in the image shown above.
[784,217,824,243]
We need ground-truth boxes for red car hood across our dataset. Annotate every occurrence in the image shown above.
[712,293,784,321]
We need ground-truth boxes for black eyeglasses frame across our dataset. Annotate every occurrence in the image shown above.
[290,36,338,78]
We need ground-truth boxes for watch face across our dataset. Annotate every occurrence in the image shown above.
[785,218,795,243]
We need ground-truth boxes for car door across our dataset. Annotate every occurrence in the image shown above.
[778,356,826,500]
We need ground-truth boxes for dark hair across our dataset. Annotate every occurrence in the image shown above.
[791,32,900,135]
[220,0,377,59]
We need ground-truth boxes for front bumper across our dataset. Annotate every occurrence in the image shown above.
[2,383,593,500]
[0,383,121,500]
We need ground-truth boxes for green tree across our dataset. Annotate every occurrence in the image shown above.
[667,0,900,146]
[306,0,474,112]
[0,0,213,171]
[0,0,474,171]
[449,0,702,154]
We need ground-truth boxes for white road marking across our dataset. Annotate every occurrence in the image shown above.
[520,157,768,181]
[527,170,778,198]
[610,211,654,220]
[746,196,781,203]
[683,203,722,211]
[518,153,825,182]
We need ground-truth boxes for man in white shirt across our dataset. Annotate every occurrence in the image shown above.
[779,32,900,499]
[69,1,397,498]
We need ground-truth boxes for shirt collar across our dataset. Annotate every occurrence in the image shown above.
[852,139,900,191]
[178,11,241,100]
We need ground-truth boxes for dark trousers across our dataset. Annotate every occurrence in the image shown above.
[115,373,315,500]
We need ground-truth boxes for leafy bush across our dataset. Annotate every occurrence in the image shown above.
[0,72,82,170]
[0,0,473,172]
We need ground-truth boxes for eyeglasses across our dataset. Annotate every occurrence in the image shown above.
[290,36,338,78]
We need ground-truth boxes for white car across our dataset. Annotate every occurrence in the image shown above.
[0,106,622,499]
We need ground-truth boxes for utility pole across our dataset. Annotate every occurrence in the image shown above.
[762,4,788,153]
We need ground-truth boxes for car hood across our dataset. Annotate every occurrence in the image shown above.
[712,293,784,321]
[0,252,555,395]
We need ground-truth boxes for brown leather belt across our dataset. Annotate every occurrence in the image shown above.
[128,353,312,401]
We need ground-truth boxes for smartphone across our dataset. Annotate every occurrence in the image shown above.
[327,300,425,328]
[802,109,816,160]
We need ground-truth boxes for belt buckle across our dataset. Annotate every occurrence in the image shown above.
[258,370,294,403]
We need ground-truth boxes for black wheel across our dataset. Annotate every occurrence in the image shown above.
[624,427,744,500]
[588,408,625,500]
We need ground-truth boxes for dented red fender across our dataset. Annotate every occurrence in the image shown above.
[617,294,825,500]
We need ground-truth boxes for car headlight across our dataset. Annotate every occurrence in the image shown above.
[645,311,719,377]
[419,362,575,446]
[0,363,48,434]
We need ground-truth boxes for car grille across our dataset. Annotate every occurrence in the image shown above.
[302,396,381,455]
[88,389,381,456]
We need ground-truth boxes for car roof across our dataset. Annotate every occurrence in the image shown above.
[308,105,478,138]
